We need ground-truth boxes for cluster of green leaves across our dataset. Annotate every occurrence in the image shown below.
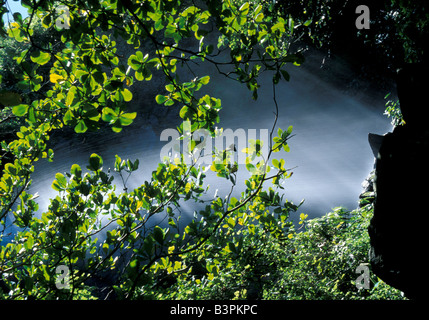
[128,133,298,299]
[388,0,429,64]
[159,204,405,300]
[0,126,295,299]
[0,17,61,175]
[383,93,404,127]
[270,206,404,300]
[0,0,316,300]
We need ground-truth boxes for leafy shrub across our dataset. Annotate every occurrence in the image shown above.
[268,206,404,300]
[157,204,405,300]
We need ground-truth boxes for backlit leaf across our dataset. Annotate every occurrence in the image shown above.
[88,153,103,171]
[30,50,51,65]
[119,112,136,126]
[50,73,65,83]
[153,226,164,245]
[12,104,29,116]
[156,94,168,104]
[122,88,132,102]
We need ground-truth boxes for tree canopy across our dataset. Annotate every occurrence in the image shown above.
[0,0,310,299]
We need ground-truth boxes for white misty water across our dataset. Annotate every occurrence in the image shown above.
[27,48,393,226]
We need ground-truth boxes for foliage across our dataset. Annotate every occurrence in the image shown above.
[270,205,404,300]
[0,16,60,174]
[0,0,314,300]
[383,93,404,127]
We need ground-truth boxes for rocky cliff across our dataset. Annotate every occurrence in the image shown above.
[368,63,429,300]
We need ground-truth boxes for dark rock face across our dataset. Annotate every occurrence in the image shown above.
[368,63,429,299]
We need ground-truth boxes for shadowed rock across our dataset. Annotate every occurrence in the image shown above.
[369,63,429,300]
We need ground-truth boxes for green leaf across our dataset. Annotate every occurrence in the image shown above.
[63,109,74,125]
[52,173,67,191]
[165,84,175,92]
[272,158,280,169]
[135,70,144,81]
[82,104,100,121]
[255,12,264,23]
[179,105,189,118]
[119,112,136,126]
[239,2,249,15]
[8,21,25,42]
[246,162,256,173]
[24,234,34,251]
[5,163,17,176]
[153,226,164,245]
[279,158,285,170]
[92,72,106,86]
[128,56,141,70]
[228,242,237,253]
[132,159,139,171]
[156,94,168,104]
[47,148,54,161]
[303,19,312,26]
[122,88,133,102]
[154,19,164,31]
[227,217,235,227]
[142,67,152,81]
[88,153,103,171]
[70,164,82,178]
[102,107,118,123]
[115,154,124,172]
[111,123,123,133]
[271,20,285,33]
[56,172,67,186]
[12,104,29,116]
[74,119,88,133]
[28,107,36,123]
[65,90,75,106]
[41,13,52,28]
[163,99,174,107]
[13,12,23,24]
[280,70,290,81]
